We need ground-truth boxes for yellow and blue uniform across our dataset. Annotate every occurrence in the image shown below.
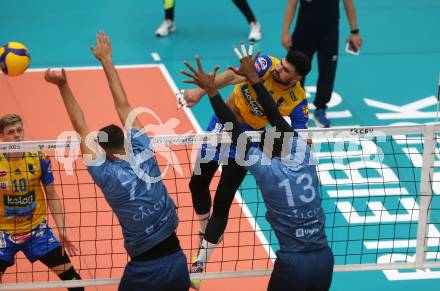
[0,152,60,266]
[233,55,309,130]
[202,55,308,161]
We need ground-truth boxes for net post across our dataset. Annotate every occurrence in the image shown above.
[415,124,436,269]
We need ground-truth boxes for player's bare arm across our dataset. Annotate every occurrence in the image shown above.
[281,0,298,50]
[44,184,78,258]
[343,0,363,49]
[90,31,143,130]
[44,68,98,161]
[182,64,247,108]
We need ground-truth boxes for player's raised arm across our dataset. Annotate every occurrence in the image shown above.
[45,69,98,161]
[181,65,247,108]
[90,32,142,130]
[180,57,245,145]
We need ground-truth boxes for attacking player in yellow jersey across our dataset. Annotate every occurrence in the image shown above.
[181,48,311,289]
[0,114,82,291]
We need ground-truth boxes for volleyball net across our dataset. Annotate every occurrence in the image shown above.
[0,123,439,290]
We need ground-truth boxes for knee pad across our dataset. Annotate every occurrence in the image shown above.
[39,247,71,269]
[0,260,10,274]
[58,267,83,291]
[58,267,81,281]
[189,173,211,192]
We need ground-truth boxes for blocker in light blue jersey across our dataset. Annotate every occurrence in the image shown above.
[87,128,178,258]
[243,135,328,255]
[242,136,334,291]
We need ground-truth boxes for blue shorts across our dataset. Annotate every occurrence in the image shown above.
[0,221,61,266]
[268,247,334,291]
[200,114,262,161]
[119,250,190,291]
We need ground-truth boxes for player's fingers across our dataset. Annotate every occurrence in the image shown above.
[228,66,242,76]
[212,65,221,77]
[253,50,262,63]
[182,79,199,85]
[96,33,101,47]
[180,70,195,79]
[240,41,247,57]
[104,34,110,46]
[195,55,203,72]
[61,68,67,79]
[183,61,197,74]
[233,45,243,60]
[248,41,254,56]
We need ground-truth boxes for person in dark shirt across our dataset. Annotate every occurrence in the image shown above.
[282,0,363,128]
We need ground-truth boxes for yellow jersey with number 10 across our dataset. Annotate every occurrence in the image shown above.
[0,152,54,234]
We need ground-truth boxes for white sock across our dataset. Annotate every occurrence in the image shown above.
[198,213,210,233]
[197,239,217,264]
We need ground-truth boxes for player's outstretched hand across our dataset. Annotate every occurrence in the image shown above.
[90,31,112,63]
[228,41,261,84]
[180,56,220,98]
[44,68,67,87]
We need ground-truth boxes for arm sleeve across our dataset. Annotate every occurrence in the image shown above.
[208,93,253,156]
[252,82,295,133]
[289,99,309,129]
[39,154,55,185]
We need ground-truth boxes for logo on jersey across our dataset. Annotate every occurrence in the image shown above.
[0,182,9,191]
[241,84,264,116]
[254,62,261,73]
[4,190,36,217]
[257,57,268,71]
[303,105,309,116]
[0,171,6,177]
[14,168,21,175]
[289,91,297,102]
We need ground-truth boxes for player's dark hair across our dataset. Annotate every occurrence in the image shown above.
[285,50,311,78]
[259,130,284,158]
[98,124,125,150]
[259,130,298,158]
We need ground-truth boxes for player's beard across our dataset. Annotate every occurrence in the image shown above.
[271,71,293,87]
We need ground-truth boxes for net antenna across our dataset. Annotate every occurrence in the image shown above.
[436,72,440,122]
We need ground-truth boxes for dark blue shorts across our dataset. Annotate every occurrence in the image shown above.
[200,114,261,161]
[0,221,61,266]
[267,247,334,291]
[119,250,190,291]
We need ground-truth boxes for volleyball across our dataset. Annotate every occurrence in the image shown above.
[0,42,31,76]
